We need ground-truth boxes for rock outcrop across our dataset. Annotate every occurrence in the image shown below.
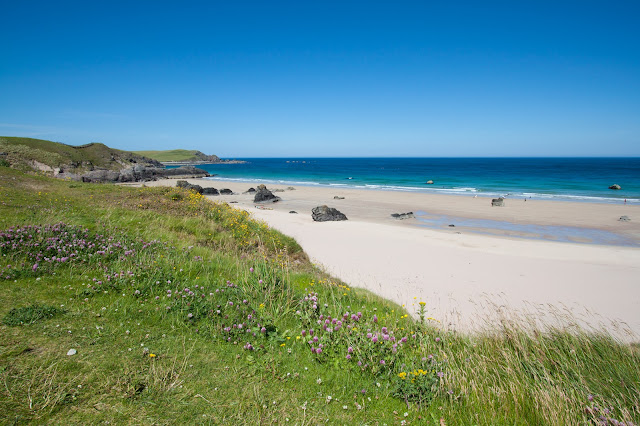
[491,197,505,207]
[253,184,280,203]
[219,189,234,195]
[312,205,348,222]
[426,180,434,184]
[78,165,209,183]
[609,184,622,190]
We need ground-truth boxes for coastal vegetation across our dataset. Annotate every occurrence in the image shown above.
[132,149,222,163]
[1,166,639,424]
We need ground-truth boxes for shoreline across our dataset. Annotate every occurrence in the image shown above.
[135,178,640,339]
[202,175,640,206]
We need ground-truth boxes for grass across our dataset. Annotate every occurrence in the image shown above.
[132,149,215,162]
[0,167,639,425]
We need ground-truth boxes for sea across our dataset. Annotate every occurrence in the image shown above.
[180,157,640,204]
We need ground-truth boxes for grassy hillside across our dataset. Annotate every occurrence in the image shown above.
[0,166,639,424]
[133,149,219,162]
[0,137,160,174]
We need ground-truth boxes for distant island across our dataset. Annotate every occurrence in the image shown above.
[132,149,245,165]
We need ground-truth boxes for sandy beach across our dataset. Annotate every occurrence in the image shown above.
[138,178,640,340]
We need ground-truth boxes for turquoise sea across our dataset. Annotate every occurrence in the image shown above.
[186,157,640,204]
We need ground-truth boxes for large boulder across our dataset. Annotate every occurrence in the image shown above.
[491,197,505,207]
[254,184,280,203]
[312,205,348,222]
[219,188,234,195]
[203,187,219,195]
[175,180,203,193]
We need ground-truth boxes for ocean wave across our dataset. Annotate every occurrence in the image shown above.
[203,176,637,204]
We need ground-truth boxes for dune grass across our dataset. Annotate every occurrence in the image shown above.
[0,167,638,424]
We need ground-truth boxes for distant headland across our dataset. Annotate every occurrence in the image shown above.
[0,136,244,183]
[132,149,246,165]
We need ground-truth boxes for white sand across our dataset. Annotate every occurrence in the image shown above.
[137,178,640,340]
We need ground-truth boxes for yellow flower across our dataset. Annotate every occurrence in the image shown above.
[280,343,286,347]
[419,301,426,306]
[149,353,156,358]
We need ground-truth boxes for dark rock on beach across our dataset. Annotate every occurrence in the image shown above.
[176,180,204,194]
[253,184,280,203]
[245,187,256,193]
[334,196,345,200]
[390,212,414,220]
[609,184,622,190]
[219,188,234,195]
[203,187,219,195]
[289,211,298,214]
[619,215,631,222]
[491,197,505,207]
[312,205,348,222]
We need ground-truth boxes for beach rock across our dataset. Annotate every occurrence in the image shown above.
[79,165,209,183]
[609,184,622,190]
[202,187,219,195]
[491,197,505,207]
[619,215,631,222]
[334,196,345,200]
[289,211,298,214]
[390,212,414,220]
[426,180,434,184]
[312,205,348,222]
[254,184,280,203]
[272,188,285,192]
[287,187,296,190]
[448,224,455,227]
[219,188,233,195]
[175,180,203,194]
[245,187,256,193]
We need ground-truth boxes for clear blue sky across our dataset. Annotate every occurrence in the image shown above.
[1,1,639,157]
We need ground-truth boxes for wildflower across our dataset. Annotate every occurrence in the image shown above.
[149,353,156,358]
[437,371,444,378]
[317,378,322,384]
[435,337,441,342]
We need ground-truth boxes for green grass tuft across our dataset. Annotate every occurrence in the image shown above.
[2,304,66,326]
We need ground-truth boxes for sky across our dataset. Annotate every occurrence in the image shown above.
[1,1,639,157]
